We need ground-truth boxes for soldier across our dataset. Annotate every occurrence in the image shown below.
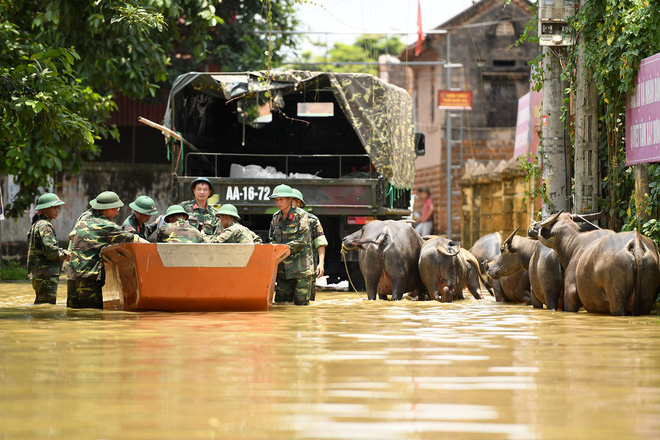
[67,199,95,252]
[291,188,328,301]
[67,191,147,309]
[27,193,70,304]
[123,195,159,240]
[180,177,220,235]
[207,204,263,244]
[268,184,314,305]
[157,205,206,243]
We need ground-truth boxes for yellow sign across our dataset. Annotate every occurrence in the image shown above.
[438,90,472,110]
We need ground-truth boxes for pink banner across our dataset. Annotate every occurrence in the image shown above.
[626,52,660,165]
[513,90,543,159]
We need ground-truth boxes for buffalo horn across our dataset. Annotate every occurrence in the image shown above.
[538,210,564,228]
[436,242,460,257]
[503,226,520,246]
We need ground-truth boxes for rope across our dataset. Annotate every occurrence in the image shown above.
[573,214,602,230]
[386,184,395,208]
[341,242,363,298]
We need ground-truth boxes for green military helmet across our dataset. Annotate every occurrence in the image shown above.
[290,188,305,208]
[190,177,214,197]
[35,193,65,210]
[90,191,124,210]
[269,184,297,199]
[129,195,158,215]
[164,205,189,221]
[215,203,240,220]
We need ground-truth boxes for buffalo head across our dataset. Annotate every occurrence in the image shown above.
[534,210,606,250]
[486,227,521,279]
[342,227,367,251]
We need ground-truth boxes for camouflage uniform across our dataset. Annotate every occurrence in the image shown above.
[157,219,206,243]
[122,213,158,240]
[68,209,93,252]
[269,206,314,305]
[180,200,221,235]
[207,221,263,244]
[27,214,68,304]
[308,213,328,301]
[67,211,138,309]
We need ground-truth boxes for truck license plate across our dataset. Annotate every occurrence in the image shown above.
[224,185,272,201]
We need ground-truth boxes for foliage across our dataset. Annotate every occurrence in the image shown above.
[206,0,300,73]
[291,35,406,75]
[576,0,660,231]
[518,0,660,236]
[0,0,299,217]
[0,260,28,281]
[519,152,547,221]
[622,163,660,241]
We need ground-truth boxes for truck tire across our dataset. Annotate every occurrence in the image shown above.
[346,262,366,292]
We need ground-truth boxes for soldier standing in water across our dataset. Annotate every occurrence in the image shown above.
[268,184,314,306]
[291,188,327,301]
[27,193,71,304]
[67,191,147,309]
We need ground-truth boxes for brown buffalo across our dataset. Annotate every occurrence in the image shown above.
[486,227,564,310]
[535,211,660,315]
[342,220,425,300]
[469,232,531,304]
[418,236,490,302]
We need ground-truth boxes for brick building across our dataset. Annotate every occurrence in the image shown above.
[399,0,539,239]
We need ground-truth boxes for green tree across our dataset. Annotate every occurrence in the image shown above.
[0,0,299,217]
[576,0,660,231]
[292,35,406,75]
[520,0,660,233]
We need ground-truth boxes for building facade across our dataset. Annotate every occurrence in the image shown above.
[401,0,539,239]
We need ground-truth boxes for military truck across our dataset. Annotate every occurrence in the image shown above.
[162,70,424,287]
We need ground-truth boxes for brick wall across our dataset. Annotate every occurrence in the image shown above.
[414,131,516,239]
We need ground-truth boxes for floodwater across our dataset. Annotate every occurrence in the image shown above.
[1,282,660,440]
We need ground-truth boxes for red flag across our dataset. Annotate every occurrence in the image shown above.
[415,0,423,56]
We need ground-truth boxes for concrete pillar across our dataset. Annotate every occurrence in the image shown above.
[574,34,600,214]
[541,46,570,216]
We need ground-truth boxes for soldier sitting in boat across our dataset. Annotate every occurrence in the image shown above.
[207,204,263,244]
[157,205,206,243]
[291,188,328,301]
[67,191,148,309]
[123,195,160,240]
[27,193,71,305]
[180,177,221,235]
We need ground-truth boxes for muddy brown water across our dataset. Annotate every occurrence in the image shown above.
[1,281,660,439]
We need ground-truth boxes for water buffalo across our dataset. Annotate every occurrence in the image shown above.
[342,220,425,300]
[469,232,531,304]
[486,227,564,310]
[419,236,489,302]
[535,211,660,315]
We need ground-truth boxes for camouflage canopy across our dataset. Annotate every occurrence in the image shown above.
[163,70,416,189]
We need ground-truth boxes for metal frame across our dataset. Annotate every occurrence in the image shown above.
[184,152,373,178]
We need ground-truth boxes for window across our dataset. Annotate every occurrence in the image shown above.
[486,82,517,127]
[495,21,515,37]
[297,102,334,117]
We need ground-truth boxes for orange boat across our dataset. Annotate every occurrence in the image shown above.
[101,243,290,311]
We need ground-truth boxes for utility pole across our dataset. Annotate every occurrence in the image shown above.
[541,47,569,216]
[445,33,452,239]
[538,0,575,216]
[574,30,600,214]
